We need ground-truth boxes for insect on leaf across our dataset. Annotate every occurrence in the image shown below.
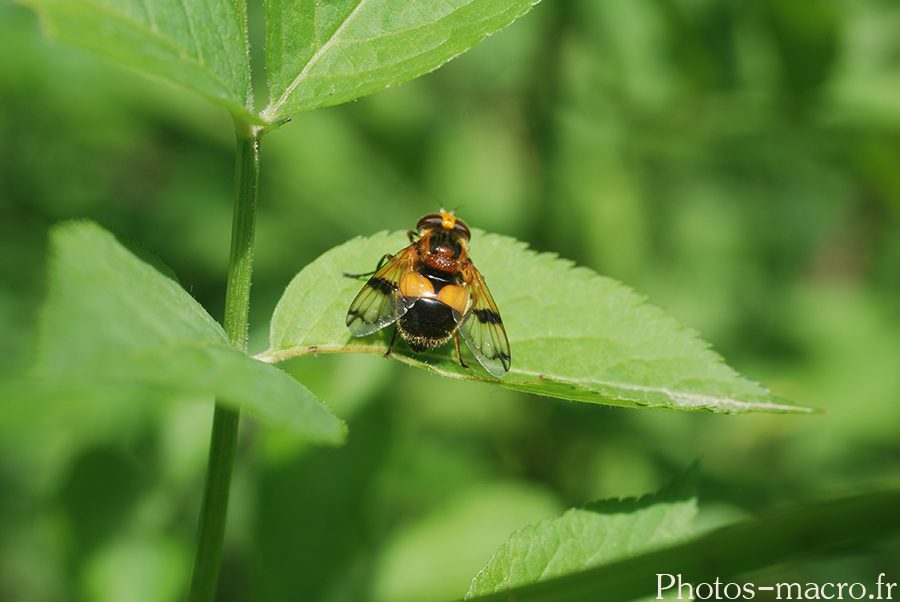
[260,231,817,414]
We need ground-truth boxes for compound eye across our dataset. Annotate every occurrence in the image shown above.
[416,214,444,232]
[454,218,470,240]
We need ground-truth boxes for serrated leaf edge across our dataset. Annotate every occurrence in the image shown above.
[260,230,818,414]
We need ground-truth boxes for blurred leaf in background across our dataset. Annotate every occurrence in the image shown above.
[2,0,899,601]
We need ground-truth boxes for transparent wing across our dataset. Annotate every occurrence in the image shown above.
[458,263,511,377]
[346,249,415,337]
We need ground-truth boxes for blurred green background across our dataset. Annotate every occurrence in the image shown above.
[2,0,899,600]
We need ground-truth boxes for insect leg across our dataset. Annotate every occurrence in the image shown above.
[384,326,399,358]
[454,332,470,370]
[343,253,393,279]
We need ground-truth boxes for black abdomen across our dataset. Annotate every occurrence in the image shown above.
[398,297,456,352]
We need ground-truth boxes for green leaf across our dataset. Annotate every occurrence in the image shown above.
[260,230,815,414]
[467,465,699,597]
[373,482,563,602]
[16,0,254,120]
[462,488,900,602]
[25,221,344,443]
[261,0,540,121]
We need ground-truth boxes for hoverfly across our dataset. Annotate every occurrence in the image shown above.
[345,210,511,377]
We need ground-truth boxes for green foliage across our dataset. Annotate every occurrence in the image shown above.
[16,0,542,125]
[16,0,254,119]
[263,231,814,413]
[2,0,899,601]
[465,488,900,602]
[372,482,562,602]
[262,0,540,119]
[28,220,344,443]
[468,465,699,597]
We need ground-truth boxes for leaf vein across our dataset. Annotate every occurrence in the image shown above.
[136,0,157,31]
[263,0,372,120]
[177,0,205,64]
[76,0,237,96]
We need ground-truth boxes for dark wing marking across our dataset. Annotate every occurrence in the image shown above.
[346,249,416,337]
[458,262,511,377]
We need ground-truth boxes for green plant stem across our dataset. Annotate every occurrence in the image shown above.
[187,117,261,602]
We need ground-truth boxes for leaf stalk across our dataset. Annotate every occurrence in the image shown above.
[187,115,260,602]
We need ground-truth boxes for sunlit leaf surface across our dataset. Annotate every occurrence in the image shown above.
[262,231,814,413]
[27,221,344,443]
[463,489,900,602]
[467,466,698,597]
[17,0,254,119]
[262,0,540,120]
